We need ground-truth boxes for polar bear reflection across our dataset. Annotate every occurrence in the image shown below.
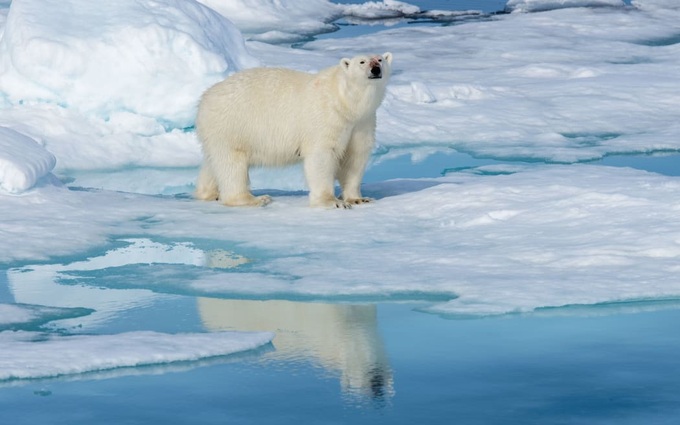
[198,298,394,402]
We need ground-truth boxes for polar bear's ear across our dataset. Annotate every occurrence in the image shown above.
[340,58,351,71]
[383,52,393,65]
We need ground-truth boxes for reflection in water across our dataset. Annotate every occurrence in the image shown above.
[201,246,394,403]
[198,299,394,404]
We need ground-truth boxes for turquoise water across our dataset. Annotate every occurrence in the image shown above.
[3,296,680,424]
[365,148,680,182]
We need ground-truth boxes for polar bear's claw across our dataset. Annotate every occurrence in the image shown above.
[345,197,374,205]
[310,197,352,209]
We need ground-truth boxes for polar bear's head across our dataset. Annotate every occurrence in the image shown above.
[340,52,393,83]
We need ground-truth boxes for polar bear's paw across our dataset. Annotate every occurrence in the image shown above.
[221,194,272,207]
[253,195,273,207]
[195,187,219,201]
[332,199,353,209]
[311,196,352,209]
[344,197,374,205]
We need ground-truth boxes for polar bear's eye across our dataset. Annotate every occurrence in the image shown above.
[360,60,366,64]
[378,59,382,62]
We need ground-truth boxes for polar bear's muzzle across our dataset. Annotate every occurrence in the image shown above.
[369,65,382,79]
[368,57,383,79]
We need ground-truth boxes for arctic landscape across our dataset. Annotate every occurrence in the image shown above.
[1,0,680,423]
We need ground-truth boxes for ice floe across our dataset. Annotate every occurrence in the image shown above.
[4,165,680,318]
[0,303,92,330]
[0,330,273,381]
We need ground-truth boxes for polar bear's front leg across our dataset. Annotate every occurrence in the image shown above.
[338,124,375,205]
[212,150,272,207]
[304,149,351,209]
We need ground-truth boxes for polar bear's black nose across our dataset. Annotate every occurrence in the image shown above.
[370,66,382,79]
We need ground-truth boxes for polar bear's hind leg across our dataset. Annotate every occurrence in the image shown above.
[213,150,271,207]
[195,163,219,201]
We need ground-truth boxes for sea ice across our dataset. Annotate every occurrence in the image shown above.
[196,0,437,43]
[0,0,256,128]
[506,0,625,13]
[0,330,274,381]
[4,164,680,318]
[197,0,341,43]
[342,0,420,18]
[299,1,680,163]
[0,303,92,329]
[0,126,56,193]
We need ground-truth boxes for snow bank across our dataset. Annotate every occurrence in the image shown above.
[0,126,56,193]
[197,0,341,43]
[0,330,273,381]
[343,0,420,19]
[197,0,431,43]
[0,105,203,173]
[0,0,257,128]
[506,0,624,13]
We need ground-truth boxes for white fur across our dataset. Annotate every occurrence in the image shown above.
[194,52,393,208]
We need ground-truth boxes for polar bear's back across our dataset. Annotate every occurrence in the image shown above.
[203,67,312,110]
[196,67,328,166]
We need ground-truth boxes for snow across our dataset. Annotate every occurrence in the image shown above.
[5,164,680,319]
[195,0,430,43]
[197,0,341,43]
[0,126,56,193]
[343,0,421,18]
[0,0,257,129]
[506,0,624,13]
[0,330,273,381]
[632,0,680,11]
[302,2,680,163]
[1,0,680,381]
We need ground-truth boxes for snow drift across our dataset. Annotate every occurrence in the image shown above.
[0,126,56,193]
[0,0,257,128]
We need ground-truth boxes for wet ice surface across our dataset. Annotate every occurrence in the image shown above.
[2,0,680,423]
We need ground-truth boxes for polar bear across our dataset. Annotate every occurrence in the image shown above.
[194,52,393,208]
